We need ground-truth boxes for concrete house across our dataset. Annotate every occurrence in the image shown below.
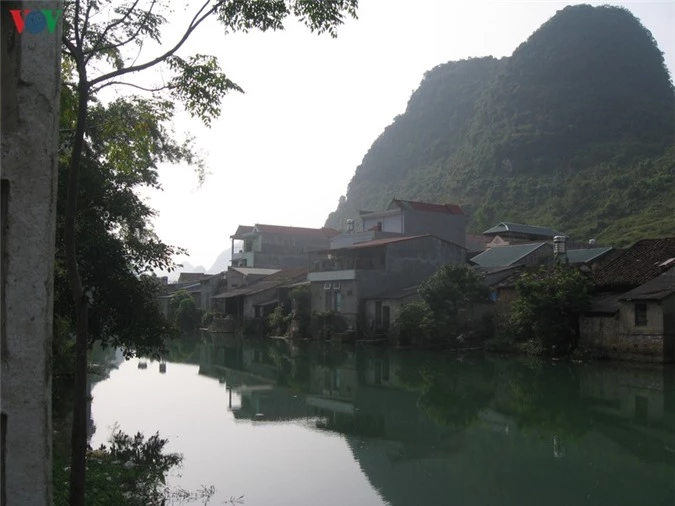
[230,223,338,268]
[482,222,563,248]
[580,237,675,362]
[331,198,467,249]
[307,235,466,333]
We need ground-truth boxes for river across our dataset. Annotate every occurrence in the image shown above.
[88,336,675,506]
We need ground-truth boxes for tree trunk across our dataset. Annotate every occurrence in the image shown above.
[66,76,89,506]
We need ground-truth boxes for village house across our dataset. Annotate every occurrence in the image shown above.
[212,268,307,322]
[331,198,467,249]
[580,237,675,362]
[230,224,338,268]
[157,271,222,317]
[210,266,281,315]
[307,234,466,334]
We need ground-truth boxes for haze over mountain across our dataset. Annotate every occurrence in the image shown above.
[326,4,675,246]
[207,248,232,274]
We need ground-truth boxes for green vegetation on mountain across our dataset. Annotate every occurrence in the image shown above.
[326,5,675,245]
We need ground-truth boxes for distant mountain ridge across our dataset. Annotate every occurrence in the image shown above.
[326,4,675,246]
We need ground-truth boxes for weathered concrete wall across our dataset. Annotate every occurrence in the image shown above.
[580,305,669,362]
[330,230,401,249]
[1,1,63,504]
[385,235,465,284]
[579,314,620,351]
[619,300,664,335]
[402,209,467,249]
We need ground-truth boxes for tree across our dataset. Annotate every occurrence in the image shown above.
[395,265,490,345]
[60,1,359,504]
[506,265,591,353]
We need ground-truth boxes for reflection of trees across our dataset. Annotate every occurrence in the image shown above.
[163,334,202,364]
[493,359,594,438]
[397,353,497,430]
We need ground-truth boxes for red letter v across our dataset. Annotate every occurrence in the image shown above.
[9,10,30,34]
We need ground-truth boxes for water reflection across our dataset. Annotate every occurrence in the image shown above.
[91,336,675,506]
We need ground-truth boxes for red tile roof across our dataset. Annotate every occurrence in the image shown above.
[390,199,465,215]
[254,224,339,237]
[593,237,675,289]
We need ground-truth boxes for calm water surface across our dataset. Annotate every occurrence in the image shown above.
[89,337,675,506]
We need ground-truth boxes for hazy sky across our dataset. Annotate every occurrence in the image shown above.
[122,0,675,270]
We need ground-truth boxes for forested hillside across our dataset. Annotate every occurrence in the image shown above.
[325,5,675,246]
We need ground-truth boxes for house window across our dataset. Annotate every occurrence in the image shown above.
[335,292,342,313]
[634,303,647,326]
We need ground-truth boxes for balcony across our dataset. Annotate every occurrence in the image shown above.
[308,270,358,282]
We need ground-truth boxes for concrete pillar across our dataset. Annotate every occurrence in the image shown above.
[0,1,63,504]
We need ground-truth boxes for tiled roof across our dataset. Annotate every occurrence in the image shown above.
[470,242,549,267]
[389,199,465,216]
[619,266,675,301]
[566,247,614,265]
[482,222,563,238]
[253,224,339,237]
[474,265,525,286]
[230,225,255,239]
[177,272,209,282]
[593,237,675,289]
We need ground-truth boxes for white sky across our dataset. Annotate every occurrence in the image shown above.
[123,0,675,270]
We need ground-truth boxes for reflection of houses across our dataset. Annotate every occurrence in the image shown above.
[332,198,467,249]
[230,224,338,268]
[307,235,466,331]
[581,237,675,362]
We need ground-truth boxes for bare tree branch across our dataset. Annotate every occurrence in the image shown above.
[80,0,95,45]
[89,0,224,88]
[85,0,158,62]
[74,0,82,47]
[84,0,143,65]
[91,80,172,94]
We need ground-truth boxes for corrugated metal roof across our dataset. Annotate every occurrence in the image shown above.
[470,242,548,267]
[482,222,563,238]
[566,247,613,264]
